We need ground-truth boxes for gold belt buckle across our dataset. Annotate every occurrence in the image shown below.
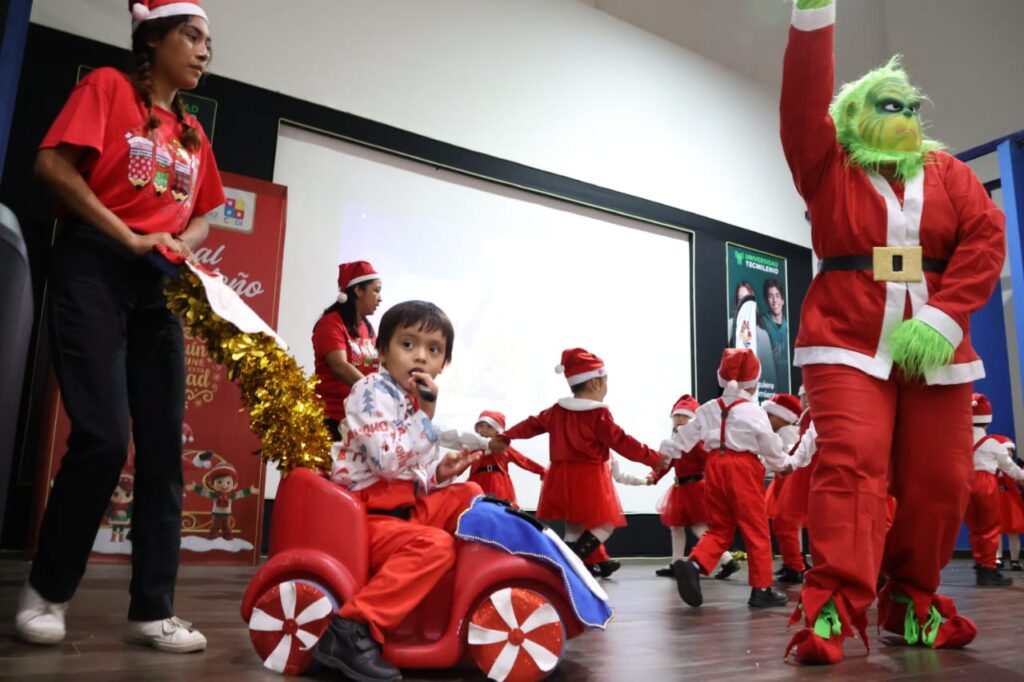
[873,246,923,282]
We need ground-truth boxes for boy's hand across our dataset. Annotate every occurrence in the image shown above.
[248,485,259,495]
[437,447,482,482]
[645,472,657,486]
[407,368,439,416]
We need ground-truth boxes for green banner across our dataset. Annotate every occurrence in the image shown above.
[725,243,791,398]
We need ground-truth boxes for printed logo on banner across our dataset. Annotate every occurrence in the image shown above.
[208,188,257,234]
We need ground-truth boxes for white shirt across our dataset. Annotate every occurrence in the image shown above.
[972,427,1024,479]
[790,421,818,470]
[610,457,646,486]
[660,387,794,472]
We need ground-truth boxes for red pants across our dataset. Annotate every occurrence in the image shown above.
[586,544,611,565]
[690,450,773,587]
[774,517,806,571]
[339,481,482,643]
[801,364,972,621]
[964,471,1002,568]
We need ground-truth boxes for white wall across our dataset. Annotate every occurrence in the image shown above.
[29,0,812,247]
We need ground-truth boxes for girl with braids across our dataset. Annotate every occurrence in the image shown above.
[312,260,383,441]
[16,0,223,653]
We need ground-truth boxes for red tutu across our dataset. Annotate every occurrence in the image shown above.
[656,478,706,528]
[765,476,786,519]
[469,470,519,507]
[775,457,819,525]
[537,461,625,528]
[997,473,1024,534]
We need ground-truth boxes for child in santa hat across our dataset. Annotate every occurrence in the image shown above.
[492,348,668,571]
[463,410,546,508]
[964,393,1024,586]
[765,390,814,584]
[319,301,483,682]
[189,461,258,541]
[994,437,1024,572]
[651,395,739,580]
[661,348,796,608]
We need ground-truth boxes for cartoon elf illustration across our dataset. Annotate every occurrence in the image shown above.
[189,461,258,541]
[105,472,134,543]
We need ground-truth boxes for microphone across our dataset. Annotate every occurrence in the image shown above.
[414,377,436,403]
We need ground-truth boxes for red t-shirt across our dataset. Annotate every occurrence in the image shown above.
[40,67,225,235]
[312,314,379,419]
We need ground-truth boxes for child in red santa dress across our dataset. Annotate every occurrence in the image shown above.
[964,393,1024,586]
[493,348,667,570]
[464,410,546,508]
[318,301,483,682]
[994,437,1024,572]
[661,349,796,609]
[765,389,814,584]
[652,395,740,581]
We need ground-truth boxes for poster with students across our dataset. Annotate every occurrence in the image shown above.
[725,243,790,400]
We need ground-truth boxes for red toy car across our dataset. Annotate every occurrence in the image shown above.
[241,467,590,679]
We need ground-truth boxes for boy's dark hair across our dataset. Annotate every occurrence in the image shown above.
[570,377,600,395]
[322,281,377,338]
[763,278,784,303]
[376,301,454,365]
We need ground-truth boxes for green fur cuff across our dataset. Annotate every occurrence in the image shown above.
[889,320,954,379]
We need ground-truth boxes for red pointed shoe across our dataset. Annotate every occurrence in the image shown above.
[785,627,844,665]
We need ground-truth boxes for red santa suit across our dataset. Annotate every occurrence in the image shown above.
[661,362,795,589]
[993,438,1024,535]
[329,369,482,644]
[771,412,813,573]
[782,3,1004,650]
[654,445,709,528]
[966,428,1024,568]
[456,411,546,508]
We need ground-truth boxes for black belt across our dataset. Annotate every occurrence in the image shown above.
[818,255,947,274]
[675,474,704,485]
[368,506,413,521]
[476,465,504,474]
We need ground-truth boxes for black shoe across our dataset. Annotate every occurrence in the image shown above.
[586,563,603,578]
[672,559,703,607]
[567,531,602,562]
[655,564,674,577]
[976,566,1013,586]
[713,559,741,580]
[596,560,621,578]
[1011,561,1023,572]
[775,565,804,584]
[313,617,402,682]
[748,587,789,608]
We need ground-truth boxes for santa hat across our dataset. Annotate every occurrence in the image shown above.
[555,348,606,387]
[475,410,506,433]
[337,261,380,303]
[992,434,1016,450]
[181,422,194,445]
[717,348,761,391]
[671,394,700,419]
[117,470,135,489]
[202,460,237,489]
[971,393,992,425]
[798,384,806,397]
[764,393,801,424]
[130,1,208,32]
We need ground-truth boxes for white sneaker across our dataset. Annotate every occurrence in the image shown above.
[125,616,207,653]
[15,584,68,645]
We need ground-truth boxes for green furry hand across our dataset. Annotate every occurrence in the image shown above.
[796,0,833,9]
[889,320,954,380]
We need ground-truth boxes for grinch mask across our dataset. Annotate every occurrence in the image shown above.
[830,56,944,182]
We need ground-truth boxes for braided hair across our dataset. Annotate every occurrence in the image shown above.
[127,12,203,152]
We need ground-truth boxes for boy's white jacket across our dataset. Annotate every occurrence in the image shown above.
[330,369,447,493]
[973,427,1024,480]
[659,387,796,473]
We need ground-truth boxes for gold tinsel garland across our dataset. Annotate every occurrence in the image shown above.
[165,269,333,473]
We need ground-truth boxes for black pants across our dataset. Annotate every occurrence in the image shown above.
[30,223,185,621]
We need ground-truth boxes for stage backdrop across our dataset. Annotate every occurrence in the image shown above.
[725,242,791,399]
[33,172,287,565]
[271,124,694,514]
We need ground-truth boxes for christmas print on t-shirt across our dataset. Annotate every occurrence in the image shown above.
[124,126,199,211]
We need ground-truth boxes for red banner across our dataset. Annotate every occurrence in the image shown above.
[33,172,288,565]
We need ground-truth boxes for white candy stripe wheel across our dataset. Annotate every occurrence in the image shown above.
[467,587,565,682]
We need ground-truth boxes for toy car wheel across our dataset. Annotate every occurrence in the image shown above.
[248,579,337,675]
[467,586,566,682]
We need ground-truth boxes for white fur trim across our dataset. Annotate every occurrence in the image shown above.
[132,2,208,31]
[791,2,835,32]
[717,372,759,390]
[764,402,799,424]
[795,345,984,386]
[475,416,504,433]
[554,364,565,374]
[337,291,348,303]
[557,397,609,412]
[915,305,965,350]
[973,414,993,425]
[798,384,806,396]
[344,273,379,290]
[566,367,606,386]
[671,408,695,418]
[925,359,985,386]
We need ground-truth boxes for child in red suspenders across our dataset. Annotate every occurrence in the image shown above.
[493,348,667,567]
[766,390,813,584]
[465,411,546,508]
[965,394,1024,586]
[652,395,739,580]
[661,349,796,608]
[994,437,1024,571]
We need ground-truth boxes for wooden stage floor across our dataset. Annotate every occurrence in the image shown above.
[0,557,1022,681]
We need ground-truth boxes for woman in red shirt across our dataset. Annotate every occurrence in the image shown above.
[16,0,223,654]
[312,260,383,440]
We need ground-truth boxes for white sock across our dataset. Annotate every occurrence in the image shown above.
[564,522,584,543]
[670,526,687,561]
[1010,534,1021,562]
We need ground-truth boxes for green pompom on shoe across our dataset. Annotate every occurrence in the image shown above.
[889,320,954,380]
